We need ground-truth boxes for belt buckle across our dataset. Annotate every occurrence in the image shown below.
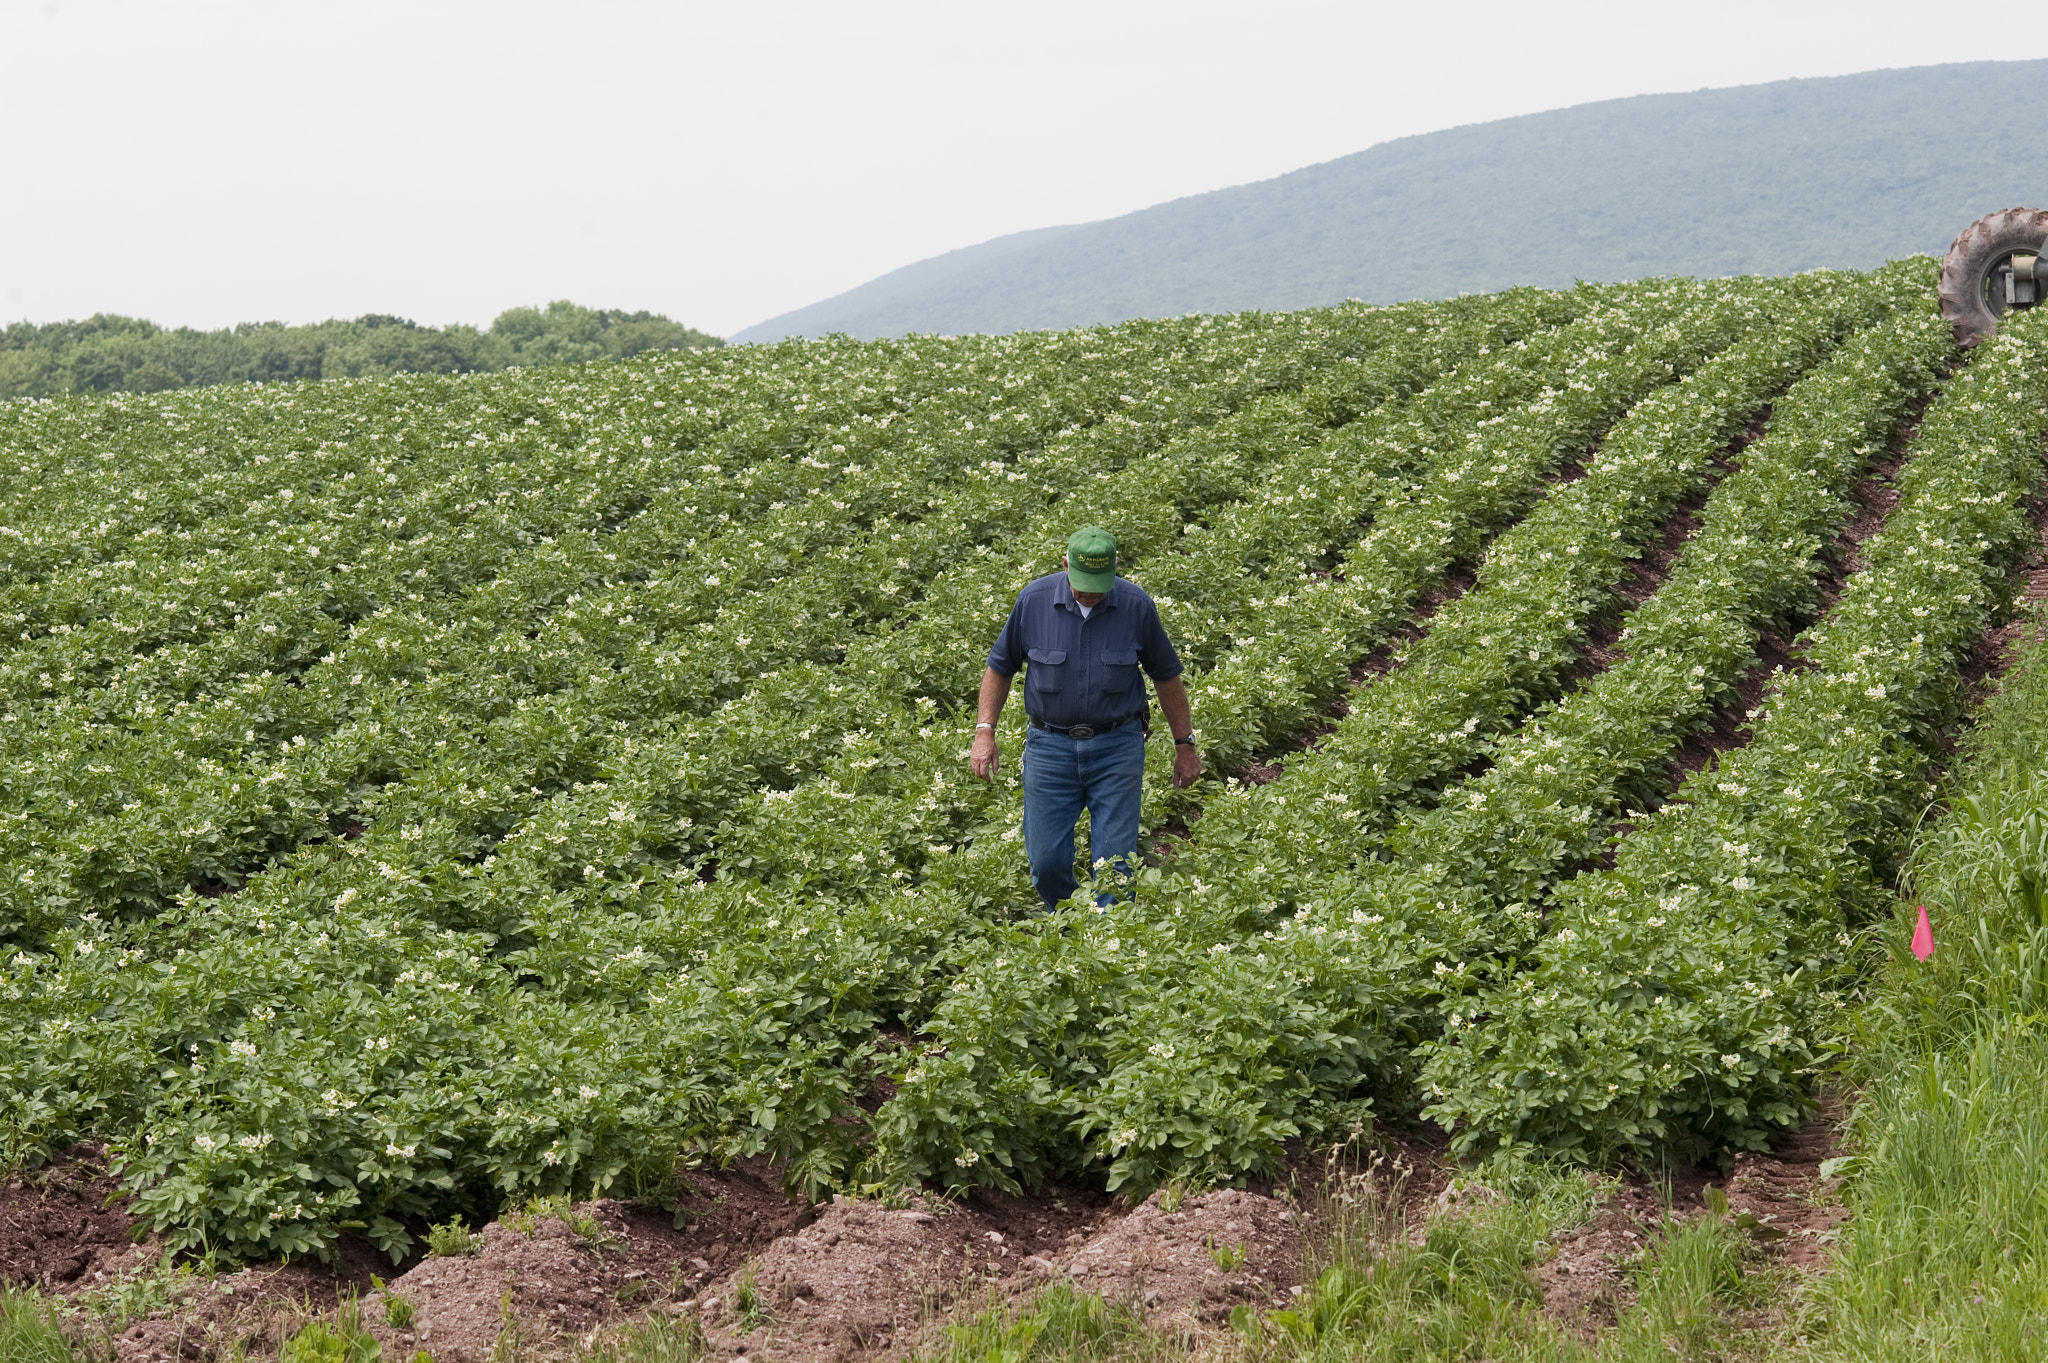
[1068,724,1096,740]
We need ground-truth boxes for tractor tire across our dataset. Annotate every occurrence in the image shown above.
[1939,206,2048,346]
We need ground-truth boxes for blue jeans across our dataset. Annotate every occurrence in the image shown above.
[1021,722,1146,911]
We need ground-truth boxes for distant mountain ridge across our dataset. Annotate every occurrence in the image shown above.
[734,60,2048,342]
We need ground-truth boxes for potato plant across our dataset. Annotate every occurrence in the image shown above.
[4,266,2040,1260]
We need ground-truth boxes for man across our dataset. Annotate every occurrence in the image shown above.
[971,526,1200,910]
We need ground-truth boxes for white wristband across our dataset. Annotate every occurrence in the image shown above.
[975,723,994,730]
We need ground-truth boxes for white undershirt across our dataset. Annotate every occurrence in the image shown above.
[1074,601,1094,620]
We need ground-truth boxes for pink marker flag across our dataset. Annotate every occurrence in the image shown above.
[1911,904,1935,961]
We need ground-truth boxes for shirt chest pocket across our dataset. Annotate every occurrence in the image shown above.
[1102,648,1140,690]
[1026,648,1067,692]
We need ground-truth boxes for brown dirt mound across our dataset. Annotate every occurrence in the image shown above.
[1717,1094,1851,1271]
[683,1183,1300,1360]
[702,1193,1010,1360]
[373,1160,817,1363]
[379,1205,667,1363]
[109,1316,208,1363]
[367,1179,1302,1362]
[7,1115,1860,1363]
[0,1145,148,1292]
[1060,1187,1300,1326]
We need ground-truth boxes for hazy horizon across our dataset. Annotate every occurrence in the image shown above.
[5,1,2041,338]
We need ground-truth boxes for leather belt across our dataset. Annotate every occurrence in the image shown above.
[1029,716,1143,741]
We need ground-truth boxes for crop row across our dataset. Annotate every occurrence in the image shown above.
[375,290,1523,923]
[1420,305,2048,1164]
[636,274,1776,904]
[0,291,1551,1253]
[1186,264,1928,870]
[82,282,1558,939]
[0,328,1024,610]
[0,310,1322,705]
[864,268,1919,1190]
[0,305,1409,939]
[430,276,1756,933]
[1155,278,1814,776]
[1057,268,1960,1189]
[11,271,1997,1266]
[0,280,1767,1255]
[414,273,1799,1204]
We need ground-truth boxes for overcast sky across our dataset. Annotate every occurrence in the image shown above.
[4,1,2042,338]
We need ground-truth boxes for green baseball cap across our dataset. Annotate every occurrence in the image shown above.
[1065,526,1117,593]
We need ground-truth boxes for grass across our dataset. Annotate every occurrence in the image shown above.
[0,1290,98,1363]
[913,1160,1775,1363]
[922,1282,1184,1363]
[1598,1214,1777,1362]
[579,1312,711,1363]
[1784,607,2048,1359]
[1228,1155,1781,1363]
[1239,1152,1571,1361]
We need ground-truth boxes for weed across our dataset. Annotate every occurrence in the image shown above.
[65,1251,200,1332]
[1,1289,100,1363]
[491,1290,532,1363]
[924,1281,1175,1363]
[579,1312,708,1363]
[425,1217,478,1258]
[1206,1236,1247,1273]
[506,1195,617,1250]
[279,1319,379,1363]
[729,1261,773,1334]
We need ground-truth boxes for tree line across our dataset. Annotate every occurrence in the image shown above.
[0,302,725,398]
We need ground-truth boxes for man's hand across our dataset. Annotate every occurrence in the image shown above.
[970,669,1013,780]
[970,728,1001,780]
[1153,675,1200,788]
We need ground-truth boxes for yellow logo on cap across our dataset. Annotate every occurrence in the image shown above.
[1074,552,1113,570]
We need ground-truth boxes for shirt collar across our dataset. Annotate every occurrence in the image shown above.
[1059,582,1114,612]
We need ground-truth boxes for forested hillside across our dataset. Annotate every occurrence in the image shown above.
[736,59,2048,340]
[0,302,721,398]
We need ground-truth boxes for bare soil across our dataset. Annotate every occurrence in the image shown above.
[1227,428,1611,786]
[1565,409,1764,690]
[1537,1098,1849,1340]
[0,1108,1867,1363]
[0,1146,149,1294]
[4,1149,1310,1363]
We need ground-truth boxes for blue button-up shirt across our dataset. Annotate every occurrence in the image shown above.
[986,573,1183,729]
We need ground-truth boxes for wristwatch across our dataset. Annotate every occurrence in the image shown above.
[1173,734,1195,746]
